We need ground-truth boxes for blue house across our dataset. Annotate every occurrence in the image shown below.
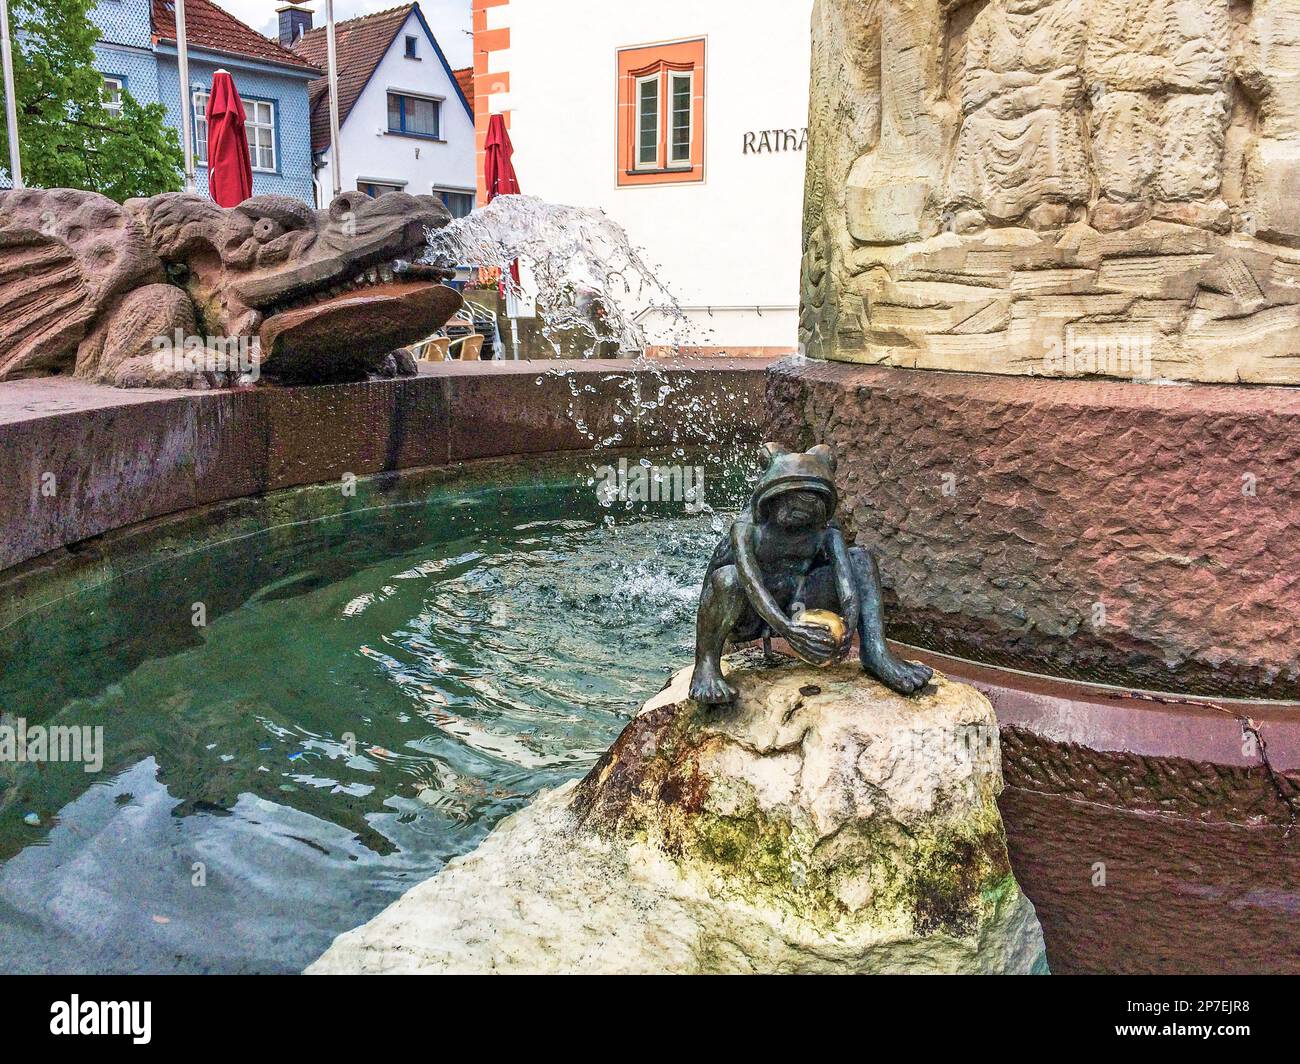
[87,0,321,202]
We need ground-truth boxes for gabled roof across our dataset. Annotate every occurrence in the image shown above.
[150,0,319,72]
[293,3,472,153]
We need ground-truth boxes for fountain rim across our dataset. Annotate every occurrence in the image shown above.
[0,356,774,576]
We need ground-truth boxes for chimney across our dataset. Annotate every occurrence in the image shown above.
[276,3,313,47]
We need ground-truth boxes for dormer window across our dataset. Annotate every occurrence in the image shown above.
[404,35,418,59]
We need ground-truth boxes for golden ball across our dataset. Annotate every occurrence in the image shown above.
[797,609,847,656]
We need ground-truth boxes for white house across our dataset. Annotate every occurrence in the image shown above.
[282,2,476,214]
[471,0,814,357]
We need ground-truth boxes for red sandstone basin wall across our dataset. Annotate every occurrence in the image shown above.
[913,648,1300,975]
[767,357,1300,699]
[0,359,769,574]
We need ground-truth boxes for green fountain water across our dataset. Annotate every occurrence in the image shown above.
[0,457,741,973]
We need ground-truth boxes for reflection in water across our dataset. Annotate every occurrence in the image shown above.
[0,475,730,973]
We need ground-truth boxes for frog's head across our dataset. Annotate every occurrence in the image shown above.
[752,443,838,528]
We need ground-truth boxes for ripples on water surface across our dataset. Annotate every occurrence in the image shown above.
[0,465,738,972]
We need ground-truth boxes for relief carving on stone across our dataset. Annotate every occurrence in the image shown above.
[802,0,1300,382]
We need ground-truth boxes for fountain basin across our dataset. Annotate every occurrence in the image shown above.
[2,356,1295,973]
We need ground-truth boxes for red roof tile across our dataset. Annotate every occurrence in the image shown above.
[150,0,319,71]
[454,67,474,111]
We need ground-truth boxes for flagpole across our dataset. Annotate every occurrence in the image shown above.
[0,0,23,189]
[325,0,342,197]
[175,0,196,192]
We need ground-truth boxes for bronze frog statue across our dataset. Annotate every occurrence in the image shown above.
[689,442,934,705]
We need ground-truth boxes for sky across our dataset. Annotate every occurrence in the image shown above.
[223,0,474,68]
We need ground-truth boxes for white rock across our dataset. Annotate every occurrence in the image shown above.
[308,652,1047,974]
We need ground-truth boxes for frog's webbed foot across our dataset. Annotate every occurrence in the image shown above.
[863,645,933,696]
[689,661,737,705]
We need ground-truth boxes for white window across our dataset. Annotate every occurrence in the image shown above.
[433,188,475,219]
[246,99,276,171]
[193,91,277,172]
[387,92,441,138]
[102,77,123,116]
[359,181,404,197]
[668,71,693,168]
[634,73,660,170]
[194,91,209,165]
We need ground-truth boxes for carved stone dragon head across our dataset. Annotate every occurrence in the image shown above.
[0,187,464,386]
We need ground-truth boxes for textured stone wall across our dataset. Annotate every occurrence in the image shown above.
[0,359,768,574]
[803,0,1300,383]
[1001,704,1300,973]
[1000,751,1300,973]
[767,357,1300,696]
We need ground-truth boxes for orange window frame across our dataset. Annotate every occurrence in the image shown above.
[617,38,705,187]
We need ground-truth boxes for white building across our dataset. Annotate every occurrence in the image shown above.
[472,0,813,356]
[281,2,477,213]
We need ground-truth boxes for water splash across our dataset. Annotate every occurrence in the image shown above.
[425,194,708,359]
[425,194,758,514]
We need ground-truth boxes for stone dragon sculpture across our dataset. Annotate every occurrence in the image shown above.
[0,187,463,387]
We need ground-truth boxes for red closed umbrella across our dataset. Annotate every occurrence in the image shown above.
[484,114,520,287]
[484,113,520,200]
[206,70,254,207]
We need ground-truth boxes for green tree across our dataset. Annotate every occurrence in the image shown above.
[1,0,183,200]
